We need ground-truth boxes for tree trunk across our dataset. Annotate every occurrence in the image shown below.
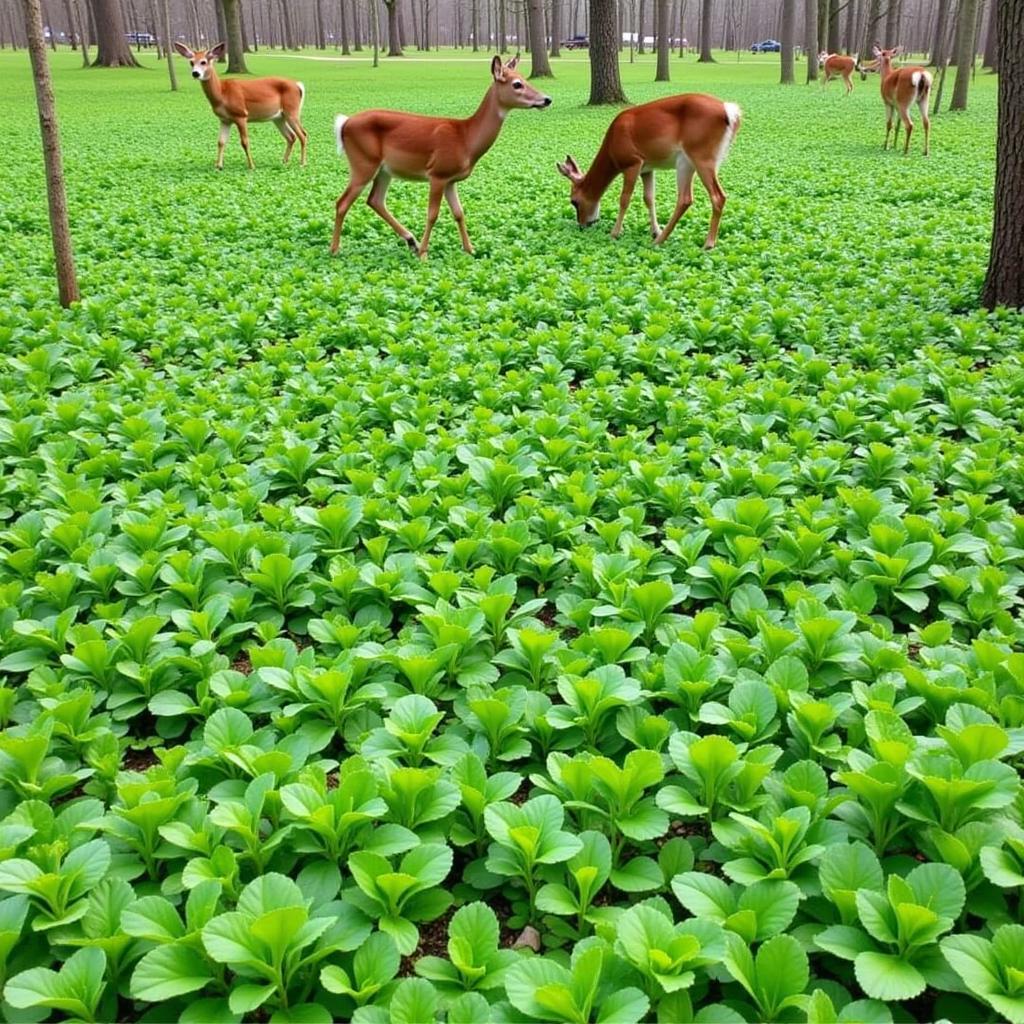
[63,0,78,46]
[588,0,627,100]
[44,0,56,48]
[637,0,645,50]
[780,0,795,79]
[862,0,881,58]
[339,0,350,51]
[213,0,226,48]
[22,0,80,305]
[279,0,294,47]
[844,0,857,50]
[159,0,175,85]
[76,0,89,61]
[221,0,248,70]
[528,0,551,71]
[883,0,899,45]
[982,0,1023,308]
[314,0,326,46]
[384,0,400,52]
[930,0,949,61]
[87,0,139,63]
[950,0,977,107]
[805,0,818,78]
[550,0,560,52]
[982,0,997,67]
[655,0,668,76]
[826,0,839,50]
[698,0,712,58]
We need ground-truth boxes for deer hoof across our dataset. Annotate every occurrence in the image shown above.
[404,236,419,253]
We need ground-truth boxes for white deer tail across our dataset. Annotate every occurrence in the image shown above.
[911,70,932,95]
[716,102,742,168]
[335,114,349,157]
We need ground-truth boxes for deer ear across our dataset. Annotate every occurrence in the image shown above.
[491,55,504,80]
[566,154,581,174]
[506,52,520,69]
[208,41,227,59]
[173,42,194,58]
[872,44,881,56]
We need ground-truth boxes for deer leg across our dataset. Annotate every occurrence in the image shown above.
[884,106,894,150]
[610,164,641,239]
[215,122,230,170]
[286,113,308,166]
[236,119,255,170]
[367,170,419,252]
[653,158,694,245]
[695,161,727,249]
[844,73,853,94]
[417,178,446,260]
[444,182,474,254]
[900,107,913,155]
[330,169,375,254]
[641,171,660,238]
[273,116,296,164]
[918,96,931,156]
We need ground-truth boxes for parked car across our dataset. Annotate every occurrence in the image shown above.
[750,39,781,52]
[126,31,156,45]
[563,34,589,49]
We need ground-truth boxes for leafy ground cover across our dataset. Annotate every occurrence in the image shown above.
[1,48,1023,1024]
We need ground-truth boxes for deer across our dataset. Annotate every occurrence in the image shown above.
[330,55,551,260]
[873,44,932,156]
[174,42,308,171]
[555,94,741,250]
[818,52,867,93]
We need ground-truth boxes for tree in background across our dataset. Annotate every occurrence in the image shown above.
[588,0,627,102]
[21,0,80,305]
[949,0,978,108]
[655,0,669,80]
[160,0,177,86]
[382,0,402,53]
[982,0,998,69]
[780,0,795,82]
[221,0,249,71]
[88,0,140,64]
[805,0,818,80]
[698,0,713,60]
[527,0,552,74]
[982,0,1022,308]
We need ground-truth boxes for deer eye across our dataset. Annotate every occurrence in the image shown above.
[513,81,523,90]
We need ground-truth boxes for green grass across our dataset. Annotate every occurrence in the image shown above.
[1,47,1023,1024]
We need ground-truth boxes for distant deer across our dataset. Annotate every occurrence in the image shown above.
[873,44,932,156]
[330,55,552,259]
[818,52,866,93]
[174,42,308,170]
[556,94,741,249]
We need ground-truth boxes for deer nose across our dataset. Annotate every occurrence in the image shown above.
[192,70,201,78]
[540,96,552,107]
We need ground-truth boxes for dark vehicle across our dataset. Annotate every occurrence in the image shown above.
[750,39,781,52]
[563,34,589,49]
[126,31,156,45]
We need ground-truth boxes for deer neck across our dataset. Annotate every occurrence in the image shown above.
[463,85,508,164]
[579,144,618,205]
[201,66,225,108]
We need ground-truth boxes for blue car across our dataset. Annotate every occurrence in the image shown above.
[751,39,782,52]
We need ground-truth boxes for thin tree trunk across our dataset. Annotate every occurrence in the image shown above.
[63,0,78,46]
[862,0,881,58]
[780,0,795,79]
[827,0,839,50]
[655,0,668,76]
[213,0,226,47]
[549,0,560,52]
[314,0,325,46]
[339,0,350,50]
[949,0,977,107]
[22,0,80,305]
[981,0,1023,308]
[930,0,949,60]
[678,0,686,54]
[88,0,140,63]
[805,0,819,77]
[844,0,857,50]
[698,0,712,58]
[528,0,552,71]
[637,0,645,50]
[279,0,294,47]
[221,0,248,69]
[159,0,175,85]
[982,0,996,67]
[43,1,56,47]
[371,0,380,63]
[883,0,899,45]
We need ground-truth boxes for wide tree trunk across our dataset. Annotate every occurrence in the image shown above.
[588,0,627,101]
[826,0,839,51]
[339,0,350,50]
[550,0,560,53]
[528,0,552,72]
[780,0,795,80]
[982,0,997,67]
[949,0,978,107]
[862,0,881,60]
[88,0,140,64]
[982,0,1023,308]
[654,0,669,77]
[22,0,80,305]
[698,0,712,58]
[384,0,401,52]
[221,0,248,71]
[805,0,819,78]
[844,0,857,51]
[883,0,899,46]
[930,0,950,62]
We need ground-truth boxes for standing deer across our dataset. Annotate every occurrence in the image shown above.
[330,55,551,259]
[873,44,932,156]
[556,94,741,250]
[818,52,866,93]
[174,42,308,170]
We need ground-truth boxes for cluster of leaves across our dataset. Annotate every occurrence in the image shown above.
[1,47,1022,1024]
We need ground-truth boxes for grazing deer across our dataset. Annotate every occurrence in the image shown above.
[556,94,741,250]
[818,52,866,93]
[873,44,932,156]
[330,55,551,259]
[174,42,308,170]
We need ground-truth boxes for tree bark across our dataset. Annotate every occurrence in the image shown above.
[278,0,294,47]
[805,0,819,77]
[982,0,997,67]
[982,0,1023,308]
[159,0,175,86]
[698,0,712,58]
[314,0,326,46]
[780,0,795,79]
[87,0,139,63]
[22,0,80,305]
[637,0,645,50]
[528,0,552,72]
[950,0,977,107]
[383,0,401,52]
[588,0,627,101]
[655,0,669,77]
[221,0,248,70]
[862,0,881,57]
[883,0,899,45]
[844,0,857,50]
[550,0,560,52]
[826,0,839,50]
[930,0,949,61]
[339,0,350,50]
